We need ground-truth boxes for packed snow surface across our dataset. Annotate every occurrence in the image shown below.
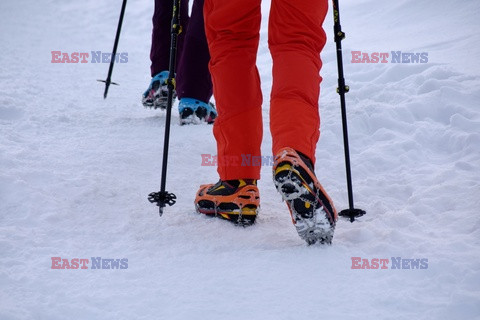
[1,0,479,319]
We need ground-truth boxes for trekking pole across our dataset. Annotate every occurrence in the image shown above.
[332,0,366,222]
[98,0,128,99]
[148,0,181,216]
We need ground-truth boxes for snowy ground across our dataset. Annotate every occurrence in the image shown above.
[1,0,479,319]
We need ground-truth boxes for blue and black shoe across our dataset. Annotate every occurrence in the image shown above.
[142,71,177,109]
[178,97,217,125]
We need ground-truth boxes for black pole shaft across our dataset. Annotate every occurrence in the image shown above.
[103,0,127,99]
[332,0,355,210]
[158,0,181,215]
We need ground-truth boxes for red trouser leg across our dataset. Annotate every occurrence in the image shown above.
[269,0,328,166]
[204,0,263,180]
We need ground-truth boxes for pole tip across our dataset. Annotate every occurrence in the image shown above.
[339,208,366,223]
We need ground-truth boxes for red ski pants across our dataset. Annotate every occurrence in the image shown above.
[204,0,328,180]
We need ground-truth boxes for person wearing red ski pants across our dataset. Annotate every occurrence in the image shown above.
[204,0,328,180]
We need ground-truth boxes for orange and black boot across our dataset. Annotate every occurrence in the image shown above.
[195,179,260,226]
[273,147,337,245]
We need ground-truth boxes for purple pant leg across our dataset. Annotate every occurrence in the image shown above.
[176,0,213,103]
[150,0,189,77]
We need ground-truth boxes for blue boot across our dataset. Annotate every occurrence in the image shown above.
[142,71,177,109]
[178,98,217,125]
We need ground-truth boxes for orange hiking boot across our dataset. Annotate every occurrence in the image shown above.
[195,179,260,226]
[273,147,337,245]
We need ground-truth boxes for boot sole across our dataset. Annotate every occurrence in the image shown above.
[195,184,259,226]
[180,106,216,125]
[142,84,176,109]
[274,162,335,245]
[195,202,257,226]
